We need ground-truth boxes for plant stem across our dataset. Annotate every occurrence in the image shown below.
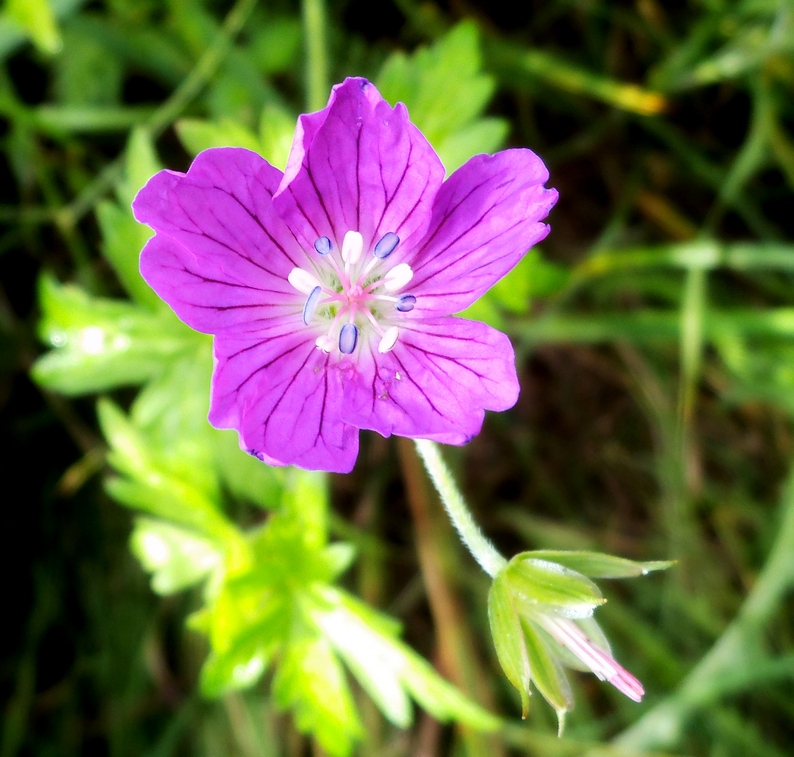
[414,439,507,578]
[302,0,329,112]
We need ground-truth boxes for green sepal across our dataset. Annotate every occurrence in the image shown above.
[504,554,605,618]
[525,550,675,579]
[521,619,574,735]
[488,572,531,717]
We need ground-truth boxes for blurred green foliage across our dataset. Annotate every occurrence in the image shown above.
[2,0,794,756]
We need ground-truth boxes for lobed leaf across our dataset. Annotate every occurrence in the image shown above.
[130,517,221,595]
[32,275,197,394]
[272,631,363,757]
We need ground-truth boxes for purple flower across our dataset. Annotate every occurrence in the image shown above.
[133,78,557,473]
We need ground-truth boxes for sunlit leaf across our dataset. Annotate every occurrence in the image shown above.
[378,21,507,171]
[312,587,500,732]
[98,399,249,569]
[5,0,61,54]
[130,517,221,595]
[176,117,262,156]
[272,629,363,757]
[32,275,196,394]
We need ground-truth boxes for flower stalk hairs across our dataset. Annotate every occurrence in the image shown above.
[133,77,557,473]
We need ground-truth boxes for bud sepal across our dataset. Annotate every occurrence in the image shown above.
[487,550,670,732]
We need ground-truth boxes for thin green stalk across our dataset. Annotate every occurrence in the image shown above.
[414,439,507,577]
[612,463,794,752]
[301,0,329,112]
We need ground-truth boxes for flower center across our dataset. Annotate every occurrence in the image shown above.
[288,230,415,356]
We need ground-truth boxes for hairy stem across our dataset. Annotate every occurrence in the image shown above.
[414,440,507,577]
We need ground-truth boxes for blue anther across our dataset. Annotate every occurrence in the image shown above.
[314,236,332,255]
[373,232,400,259]
[339,323,359,354]
[395,294,416,312]
[302,286,322,325]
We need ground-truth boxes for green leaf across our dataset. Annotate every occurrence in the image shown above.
[176,117,262,156]
[96,202,160,308]
[128,349,215,472]
[130,517,221,595]
[280,469,329,551]
[5,0,61,54]
[196,586,288,697]
[462,249,570,328]
[504,555,605,618]
[98,399,249,569]
[212,428,284,510]
[377,21,507,171]
[313,592,413,728]
[32,275,194,394]
[96,127,163,307]
[320,543,356,582]
[272,630,363,757]
[314,587,500,732]
[258,103,296,170]
[525,550,675,579]
[435,118,508,174]
[488,573,531,717]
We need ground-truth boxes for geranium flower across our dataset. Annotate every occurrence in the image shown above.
[133,78,557,473]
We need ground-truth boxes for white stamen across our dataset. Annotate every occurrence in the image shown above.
[315,334,335,352]
[378,326,399,353]
[383,263,413,292]
[288,267,322,294]
[342,230,364,266]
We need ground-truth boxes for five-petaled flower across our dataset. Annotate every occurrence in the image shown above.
[133,78,557,473]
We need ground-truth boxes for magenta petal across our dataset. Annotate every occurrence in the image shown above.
[133,79,559,474]
[341,317,519,444]
[134,148,305,333]
[274,78,445,254]
[408,149,558,315]
[138,235,299,333]
[210,327,359,473]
